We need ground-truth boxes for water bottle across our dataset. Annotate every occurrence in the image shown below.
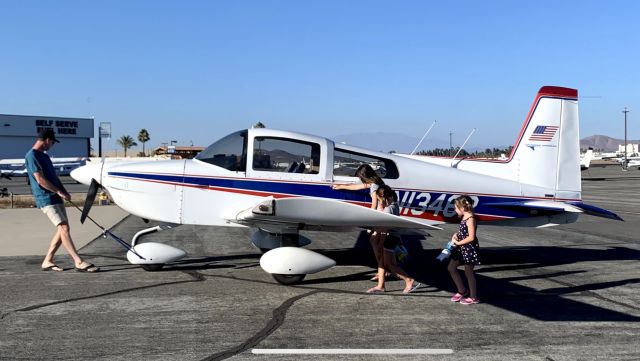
[436,241,455,262]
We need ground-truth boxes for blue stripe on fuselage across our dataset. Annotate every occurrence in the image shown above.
[108,171,369,203]
[108,171,552,221]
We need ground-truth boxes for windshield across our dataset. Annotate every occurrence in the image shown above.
[196,130,247,171]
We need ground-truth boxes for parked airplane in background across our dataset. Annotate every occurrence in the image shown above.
[580,148,594,171]
[71,86,622,284]
[626,159,640,169]
[600,153,640,169]
[0,157,89,179]
[621,155,640,167]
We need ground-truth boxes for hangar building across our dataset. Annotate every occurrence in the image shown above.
[0,114,94,159]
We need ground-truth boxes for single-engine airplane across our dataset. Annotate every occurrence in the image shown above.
[71,86,622,284]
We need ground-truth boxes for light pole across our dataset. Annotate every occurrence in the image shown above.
[623,107,629,169]
[449,131,453,156]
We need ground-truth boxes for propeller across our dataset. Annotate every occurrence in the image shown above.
[80,178,101,224]
[71,178,146,260]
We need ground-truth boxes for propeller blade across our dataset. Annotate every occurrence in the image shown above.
[80,178,102,224]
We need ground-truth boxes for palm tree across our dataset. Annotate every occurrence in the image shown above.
[117,135,138,157]
[138,129,150,156]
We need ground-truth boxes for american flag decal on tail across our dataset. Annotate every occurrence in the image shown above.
[529,125,559,141]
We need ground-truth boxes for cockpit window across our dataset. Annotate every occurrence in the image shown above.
[333,148,399,179]
[252,137,320,174]
[196,130,247,171]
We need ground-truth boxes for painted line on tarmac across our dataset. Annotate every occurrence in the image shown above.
[252,348,453,355]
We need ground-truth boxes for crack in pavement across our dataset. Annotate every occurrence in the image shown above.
[199,289,320,361]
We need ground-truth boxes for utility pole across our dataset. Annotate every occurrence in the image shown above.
[449,131,453,156]
[623,107,629,169]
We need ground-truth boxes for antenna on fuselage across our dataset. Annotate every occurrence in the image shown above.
[450,128,476,167]
[410,120,437,155]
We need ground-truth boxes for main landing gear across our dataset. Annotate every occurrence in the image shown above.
[252,229,335,285]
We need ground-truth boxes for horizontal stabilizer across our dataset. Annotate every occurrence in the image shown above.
[234,197,442,231]
[568,202,624,221]
[485,200,584,214]
[485,200,624,221]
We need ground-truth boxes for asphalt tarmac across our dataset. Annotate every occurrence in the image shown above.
[1,165,639,360]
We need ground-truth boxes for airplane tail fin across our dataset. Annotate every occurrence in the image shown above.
[509,86,580,200]
[580,148,593,170]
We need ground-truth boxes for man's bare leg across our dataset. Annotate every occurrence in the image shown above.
[56,222,84,267]
[42,227,63,268]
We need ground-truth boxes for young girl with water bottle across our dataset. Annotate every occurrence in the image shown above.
[447,195,481,304]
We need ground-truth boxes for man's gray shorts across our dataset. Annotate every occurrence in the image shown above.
[41,204,69,226]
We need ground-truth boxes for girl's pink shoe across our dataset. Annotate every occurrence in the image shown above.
[460,297,479,305]
[450,291,467,302]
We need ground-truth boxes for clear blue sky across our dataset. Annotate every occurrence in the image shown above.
[1,0,638,153]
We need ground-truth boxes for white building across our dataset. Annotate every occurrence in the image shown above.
[618,144,639,155]
[0,114,94,159]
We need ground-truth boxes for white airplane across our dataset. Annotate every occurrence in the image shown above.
[71,86,622,284]
[621,154,640,168]
[626,159,640,169]
[0,157,89,179]
[580,148,593,171]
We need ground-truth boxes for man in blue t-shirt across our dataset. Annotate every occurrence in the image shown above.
[25,129,99,273]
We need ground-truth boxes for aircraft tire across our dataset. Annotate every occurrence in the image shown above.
[141,264,164,271]
[272,273,306,285]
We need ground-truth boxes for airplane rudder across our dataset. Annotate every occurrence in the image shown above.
[511,86,578,192]
[556,92,581,195]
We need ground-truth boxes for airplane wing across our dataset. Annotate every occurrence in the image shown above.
[0,171,13,180]
[230,197,443,233]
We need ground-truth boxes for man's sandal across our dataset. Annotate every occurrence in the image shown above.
[75,263,100,273]
[41,264,63,272]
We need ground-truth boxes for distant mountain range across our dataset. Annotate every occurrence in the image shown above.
[580,135,640,152]
[333,133,638,153]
